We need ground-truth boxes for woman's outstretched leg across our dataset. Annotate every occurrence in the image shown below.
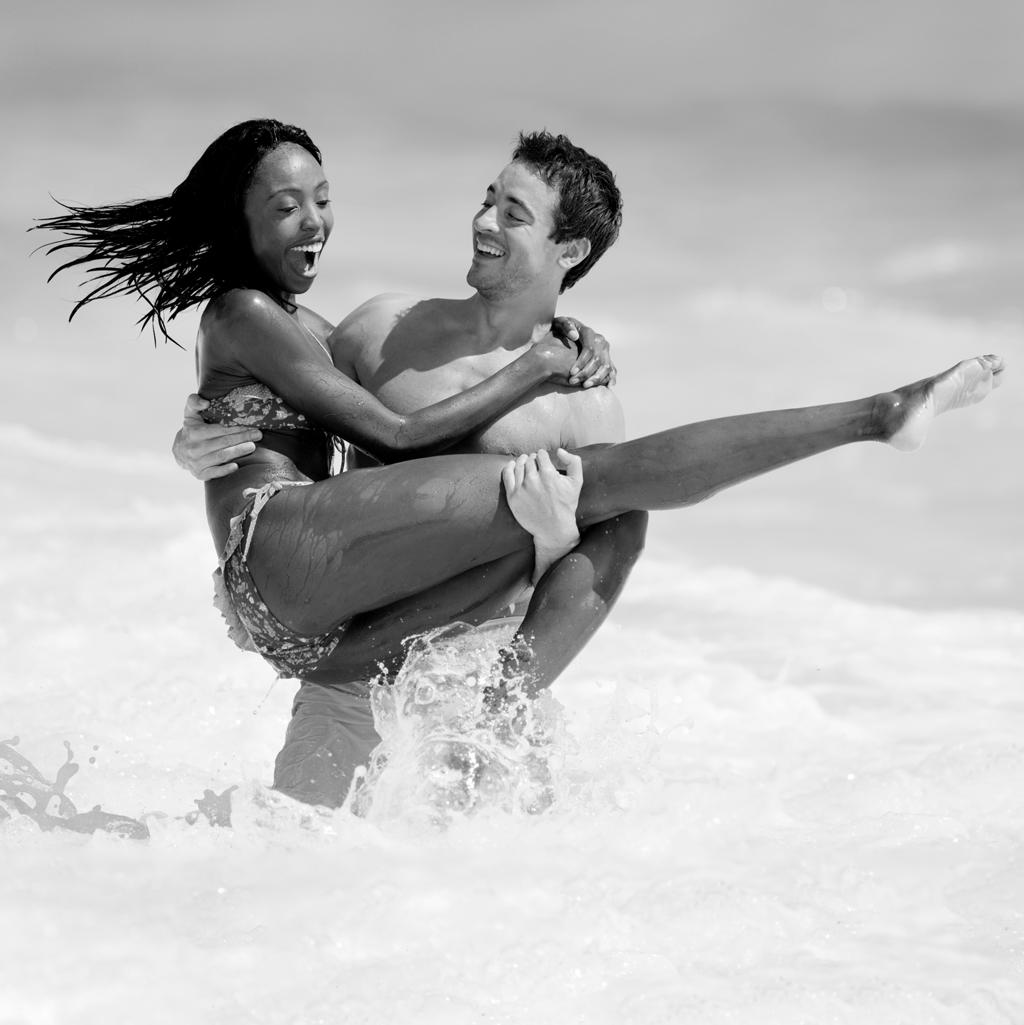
[574,356,1004,522]
[251,355,1003,634]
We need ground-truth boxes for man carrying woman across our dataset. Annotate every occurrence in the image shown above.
[41,121,1004,811]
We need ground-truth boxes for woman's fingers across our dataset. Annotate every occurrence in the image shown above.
[551,316,581,344]
[568,326,613,387]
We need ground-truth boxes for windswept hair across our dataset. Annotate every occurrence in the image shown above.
[34,119,323,345]
[512,130,622,292]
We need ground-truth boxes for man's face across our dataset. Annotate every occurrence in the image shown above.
[467,162,566,300]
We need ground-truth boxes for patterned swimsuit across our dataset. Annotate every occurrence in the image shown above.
[203,385,349,679]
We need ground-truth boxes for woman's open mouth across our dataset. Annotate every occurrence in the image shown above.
[290,240,324,277]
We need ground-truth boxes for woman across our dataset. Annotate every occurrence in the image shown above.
[39,119,1003,718]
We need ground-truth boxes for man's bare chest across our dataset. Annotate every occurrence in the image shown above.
[360,343,572,455]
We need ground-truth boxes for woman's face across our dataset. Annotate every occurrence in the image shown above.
[243,143,333,299]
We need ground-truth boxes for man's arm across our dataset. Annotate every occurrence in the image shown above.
[504,511,648,697]
[172,394,262,481]
[496,440,646,700]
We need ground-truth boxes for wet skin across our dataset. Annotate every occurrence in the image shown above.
[190,146,1005,695]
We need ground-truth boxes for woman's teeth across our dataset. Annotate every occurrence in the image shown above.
[292,241,324,275]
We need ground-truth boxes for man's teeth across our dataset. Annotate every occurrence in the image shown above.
[292,242,324,254]
[476,241,504,257]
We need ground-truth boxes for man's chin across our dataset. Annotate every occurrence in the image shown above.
[467,263,506,297]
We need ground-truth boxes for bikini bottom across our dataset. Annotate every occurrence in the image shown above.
[213,480,349,679]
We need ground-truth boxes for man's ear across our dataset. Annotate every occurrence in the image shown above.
[557,237,592,271]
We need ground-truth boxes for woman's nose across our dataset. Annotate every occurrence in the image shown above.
[301,204,323,232]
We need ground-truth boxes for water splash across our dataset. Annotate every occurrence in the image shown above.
[355,622,568,824]
[0,736,150,840]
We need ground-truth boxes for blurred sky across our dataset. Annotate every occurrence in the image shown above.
[2,0,1021,608]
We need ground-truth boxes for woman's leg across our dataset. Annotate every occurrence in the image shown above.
[250,355,1002,634]
[250,452,534,634]
[303,550,536,684]
[575,356,1003,523]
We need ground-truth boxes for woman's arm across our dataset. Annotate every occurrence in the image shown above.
[204,291,578,463]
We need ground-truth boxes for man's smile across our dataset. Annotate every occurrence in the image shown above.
[474,237,505,259]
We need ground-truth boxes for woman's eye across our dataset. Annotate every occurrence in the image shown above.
[317,199,331,209]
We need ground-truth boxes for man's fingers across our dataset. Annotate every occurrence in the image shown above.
[206,440,257,464]
[199,426,259,442]
[206,427,261,445]
[199,463,239,481]
[521,453,539,484]
[502,460,517,495]
[514,453,529,489]
[535,448,554,473]
[191,427,260,456]
[183,393,209,419]
[555,448,584,484]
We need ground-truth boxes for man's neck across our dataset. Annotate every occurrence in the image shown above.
[463,289,558,353]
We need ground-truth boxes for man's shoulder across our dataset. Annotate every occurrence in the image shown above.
[326,293,416,371]
[331,293,420,340]
[577,384,626,443]
[328,293,464,366]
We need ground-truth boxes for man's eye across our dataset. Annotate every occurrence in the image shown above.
[279,206,298,215]
[317,199,331,209]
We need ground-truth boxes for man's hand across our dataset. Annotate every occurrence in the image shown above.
[172,394,261,481]
[502,448,583,584]
[551,317,616,389]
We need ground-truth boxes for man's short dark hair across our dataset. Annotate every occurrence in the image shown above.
[512,130,622,292]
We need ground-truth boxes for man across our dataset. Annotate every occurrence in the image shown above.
[175,131,647,807]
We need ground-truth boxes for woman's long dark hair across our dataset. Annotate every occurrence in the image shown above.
[35,119,323,345]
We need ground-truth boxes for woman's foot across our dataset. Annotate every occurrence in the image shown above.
[877,355,1005,451]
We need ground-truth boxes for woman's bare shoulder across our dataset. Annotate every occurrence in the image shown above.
[203,288,282,332]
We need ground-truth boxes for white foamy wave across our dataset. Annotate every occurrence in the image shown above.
[2,498,1022,1022]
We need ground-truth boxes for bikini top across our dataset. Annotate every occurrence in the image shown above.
[201,320,330,433]
[201,383,317,432]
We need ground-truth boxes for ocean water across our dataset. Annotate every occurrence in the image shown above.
[2,435,1023,1023]
[3,2,1023,1022]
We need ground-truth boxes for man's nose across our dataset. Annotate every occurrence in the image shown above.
[474,205,498,232]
